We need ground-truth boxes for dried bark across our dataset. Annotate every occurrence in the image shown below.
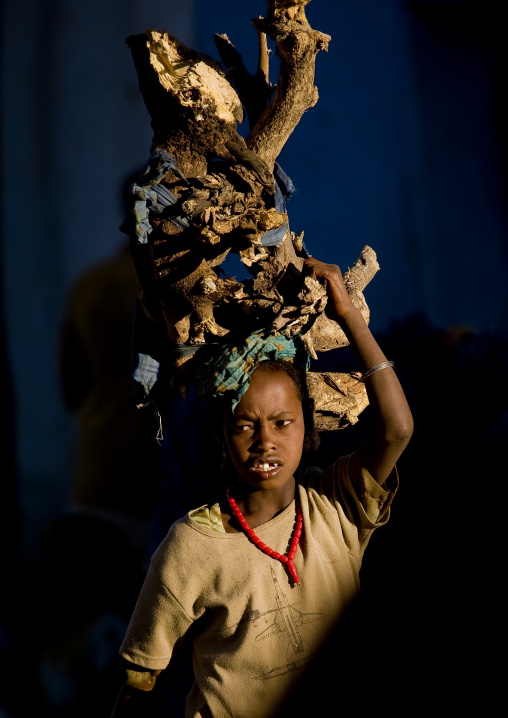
[125,1,380,430]
[307,371,370,432]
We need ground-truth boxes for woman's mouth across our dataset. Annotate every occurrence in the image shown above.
[248,459,282,477]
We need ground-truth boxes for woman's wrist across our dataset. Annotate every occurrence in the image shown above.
[329,302,363,326]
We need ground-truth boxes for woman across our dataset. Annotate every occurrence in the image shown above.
[112,258,413,717]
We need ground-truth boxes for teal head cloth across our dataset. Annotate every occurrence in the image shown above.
[195,330,311,409]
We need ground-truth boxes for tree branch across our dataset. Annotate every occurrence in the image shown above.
[246,0,331,169]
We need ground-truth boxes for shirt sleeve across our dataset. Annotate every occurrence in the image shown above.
[303,451,398,555]
[346,450,398,525]
[119,526,198,671]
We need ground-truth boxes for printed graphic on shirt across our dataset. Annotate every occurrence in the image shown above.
[222,566,326,680]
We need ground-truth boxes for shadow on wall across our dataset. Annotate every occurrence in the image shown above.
[0,218,163,716]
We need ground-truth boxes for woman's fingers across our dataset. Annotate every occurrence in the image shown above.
[303,257,343,282]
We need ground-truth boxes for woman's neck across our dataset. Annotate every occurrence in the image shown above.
[221,477,296,532]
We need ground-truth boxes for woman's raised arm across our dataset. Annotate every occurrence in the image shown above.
[304,257,413,485]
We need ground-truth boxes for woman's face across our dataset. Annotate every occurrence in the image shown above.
[222,368,306,492]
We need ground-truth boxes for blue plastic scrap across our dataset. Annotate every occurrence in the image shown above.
[131,148,190,243]
[133,352,161,399]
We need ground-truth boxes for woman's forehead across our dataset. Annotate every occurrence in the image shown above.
[234,369,302,413]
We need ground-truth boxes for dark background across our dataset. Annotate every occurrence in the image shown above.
[1,1,505,716]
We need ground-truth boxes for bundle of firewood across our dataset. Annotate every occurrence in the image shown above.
[125,0,380,430]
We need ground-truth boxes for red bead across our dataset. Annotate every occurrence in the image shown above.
[288,550,296,560]
[287,561,300,583]
[246,528,255,538]
[257,542,266,550]
[272,551,281,560]
[279,555,288,563]
[264,548,273,556]
[294,528,302,539]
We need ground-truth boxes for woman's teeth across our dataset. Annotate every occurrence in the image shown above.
[254,463,279,471]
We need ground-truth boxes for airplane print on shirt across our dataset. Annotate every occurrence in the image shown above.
[222,565,326,680]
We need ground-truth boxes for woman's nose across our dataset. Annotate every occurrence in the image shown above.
[252,424,276,451]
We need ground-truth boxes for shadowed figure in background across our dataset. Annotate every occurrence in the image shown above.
[32,216,161,716]
[60,237,159,543]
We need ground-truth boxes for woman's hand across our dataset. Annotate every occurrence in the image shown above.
[303,257,355,321]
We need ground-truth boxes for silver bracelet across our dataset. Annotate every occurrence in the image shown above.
[361,361,395,381]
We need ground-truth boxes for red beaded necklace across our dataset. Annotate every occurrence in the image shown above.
[226,488,303,585]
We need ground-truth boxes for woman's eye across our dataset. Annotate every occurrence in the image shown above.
[234,424,252,433]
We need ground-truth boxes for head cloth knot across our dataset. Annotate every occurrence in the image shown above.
[195,330,310,409]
